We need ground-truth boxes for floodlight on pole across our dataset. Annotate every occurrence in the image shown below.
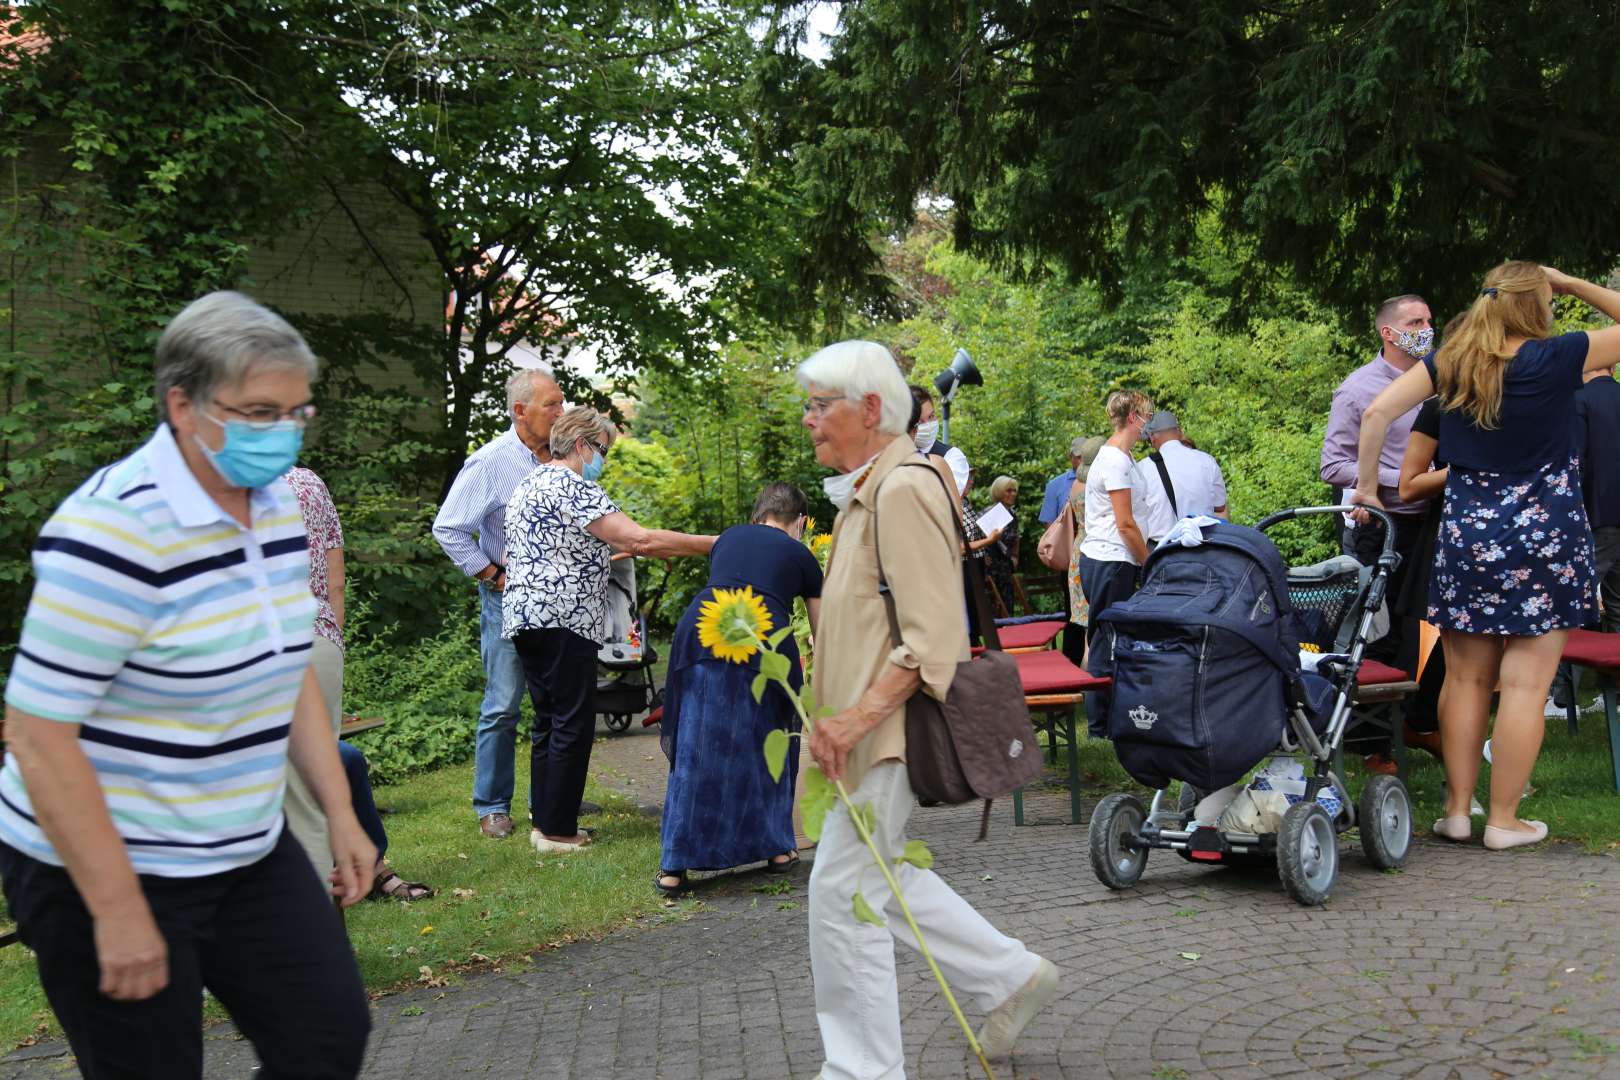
[931,348,983,443]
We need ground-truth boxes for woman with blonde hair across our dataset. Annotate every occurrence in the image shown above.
[1354,262,1620,850]
[1078,390,1153,645]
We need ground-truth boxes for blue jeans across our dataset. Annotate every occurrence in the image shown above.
[474,585,526,818]
[338,741,387,861]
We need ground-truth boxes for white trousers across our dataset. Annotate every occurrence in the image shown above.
[809,762,1040,1080]
[284,636,344,880]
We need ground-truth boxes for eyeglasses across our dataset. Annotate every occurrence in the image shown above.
[802,395,846,416]
[585,438,610,459]
[213,401,317,430]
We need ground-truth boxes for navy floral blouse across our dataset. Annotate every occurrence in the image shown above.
[501,463,620,643]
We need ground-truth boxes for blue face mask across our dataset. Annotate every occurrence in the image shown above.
[581,447,605,483]
[194,411,303,489]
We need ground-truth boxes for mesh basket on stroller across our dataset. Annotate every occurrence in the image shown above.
[1086,506,1413,906]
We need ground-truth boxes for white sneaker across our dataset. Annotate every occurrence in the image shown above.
[977,958,1059,1060]
[1469,797,1485,817]
[1544,696,1568,719]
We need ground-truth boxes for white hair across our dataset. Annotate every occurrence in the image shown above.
[506,364,557,417]
[154,291,317,414]
[795,340,911,435]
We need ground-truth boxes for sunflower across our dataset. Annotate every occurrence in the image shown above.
[809,533,833,556]
[696,586,774,663]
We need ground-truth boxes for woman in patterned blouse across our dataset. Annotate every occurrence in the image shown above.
[503,408,716,853]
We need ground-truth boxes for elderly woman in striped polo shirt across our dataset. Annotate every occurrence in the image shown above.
[0,292,372,1078]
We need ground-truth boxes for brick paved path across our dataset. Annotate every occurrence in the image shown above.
[8,726,1620,1078]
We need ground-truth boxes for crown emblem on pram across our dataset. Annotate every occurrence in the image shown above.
[1129,705,1157,730]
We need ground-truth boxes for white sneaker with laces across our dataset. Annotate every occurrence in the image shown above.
[1544,696,1568,719]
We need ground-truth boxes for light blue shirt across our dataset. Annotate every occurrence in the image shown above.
[1038,469,1076,525]
[432,427,543,576]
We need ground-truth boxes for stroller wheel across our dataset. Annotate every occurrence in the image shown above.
[1089,793,1148,890]
[604,713,631,733]
[1277,801,1338,906]
[1358,774,1413,870]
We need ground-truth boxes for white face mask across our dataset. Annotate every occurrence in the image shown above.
[912,420,939,450]
[823,470,860,512]
[823,452,882,513]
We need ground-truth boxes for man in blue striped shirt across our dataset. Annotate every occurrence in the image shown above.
[432,367,564,838]
[1,291,372,1077]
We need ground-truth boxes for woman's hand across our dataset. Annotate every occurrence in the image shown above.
[987,527,1004,544]
[809,709,864,782]
[1542,266,1577,295]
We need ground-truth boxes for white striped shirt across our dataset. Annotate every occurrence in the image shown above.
[431,427,544,576]
[2,424,315,877]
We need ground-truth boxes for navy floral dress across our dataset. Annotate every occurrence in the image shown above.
[1425,333,1597,636]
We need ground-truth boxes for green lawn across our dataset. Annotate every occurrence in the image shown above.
[1063,699,1620,853]
[0,762,665,1050]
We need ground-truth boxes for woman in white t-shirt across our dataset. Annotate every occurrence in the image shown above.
[1078,389,1153,649]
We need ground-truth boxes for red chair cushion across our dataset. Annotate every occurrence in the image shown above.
[994,620,1065,650]
[1015,650,1111,695]
[1562,629,1620,671]
[1356,659,1413,686]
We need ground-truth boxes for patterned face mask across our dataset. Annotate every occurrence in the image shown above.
[1391,326,1435,360]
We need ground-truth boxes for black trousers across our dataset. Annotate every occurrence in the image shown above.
[0,830,369,1080]
[1079,555,1140,728]
[513,626,599,837]
[1345,512,1428,675]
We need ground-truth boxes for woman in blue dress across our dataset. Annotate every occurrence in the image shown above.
[656,484,824,894]
[1354,262,1620,850]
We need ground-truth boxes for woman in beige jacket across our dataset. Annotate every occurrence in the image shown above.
[798,340,1059,1078]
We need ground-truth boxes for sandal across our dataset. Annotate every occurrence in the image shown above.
[369,869,434,902]
[653,869,688,897]
[765,852,800,875]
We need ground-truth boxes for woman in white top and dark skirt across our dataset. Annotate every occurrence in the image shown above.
[1354,262,1620,850]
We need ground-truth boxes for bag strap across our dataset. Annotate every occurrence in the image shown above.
[1149,451,1178,518]
[873,459,1003,840]
[873,461,1003,652]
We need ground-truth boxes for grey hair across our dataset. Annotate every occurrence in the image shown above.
[795,340,911,435]
[154,291,317,416]
[506,364,557,417]
[549,406,616,457]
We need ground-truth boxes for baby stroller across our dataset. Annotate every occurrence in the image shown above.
[1084,506,1413,906]
[594,557,672,733]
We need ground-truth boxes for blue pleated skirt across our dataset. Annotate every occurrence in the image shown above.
[659,659,799,872]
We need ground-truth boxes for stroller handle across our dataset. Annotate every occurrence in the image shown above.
[1254,505,1398,561]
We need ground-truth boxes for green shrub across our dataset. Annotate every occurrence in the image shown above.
[340,592,505,785]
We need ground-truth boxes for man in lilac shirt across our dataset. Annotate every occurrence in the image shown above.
[1319,294,1437,766]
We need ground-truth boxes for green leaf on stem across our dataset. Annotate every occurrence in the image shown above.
[759,650,790,683]
[751,672,767,703]
[762,728,790,782]
[799,684,816,720]
[767,626,794,648]
[898,839,934,870]
[852,889,885,928]
[801,766,837,842]
[859,802,878,836]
